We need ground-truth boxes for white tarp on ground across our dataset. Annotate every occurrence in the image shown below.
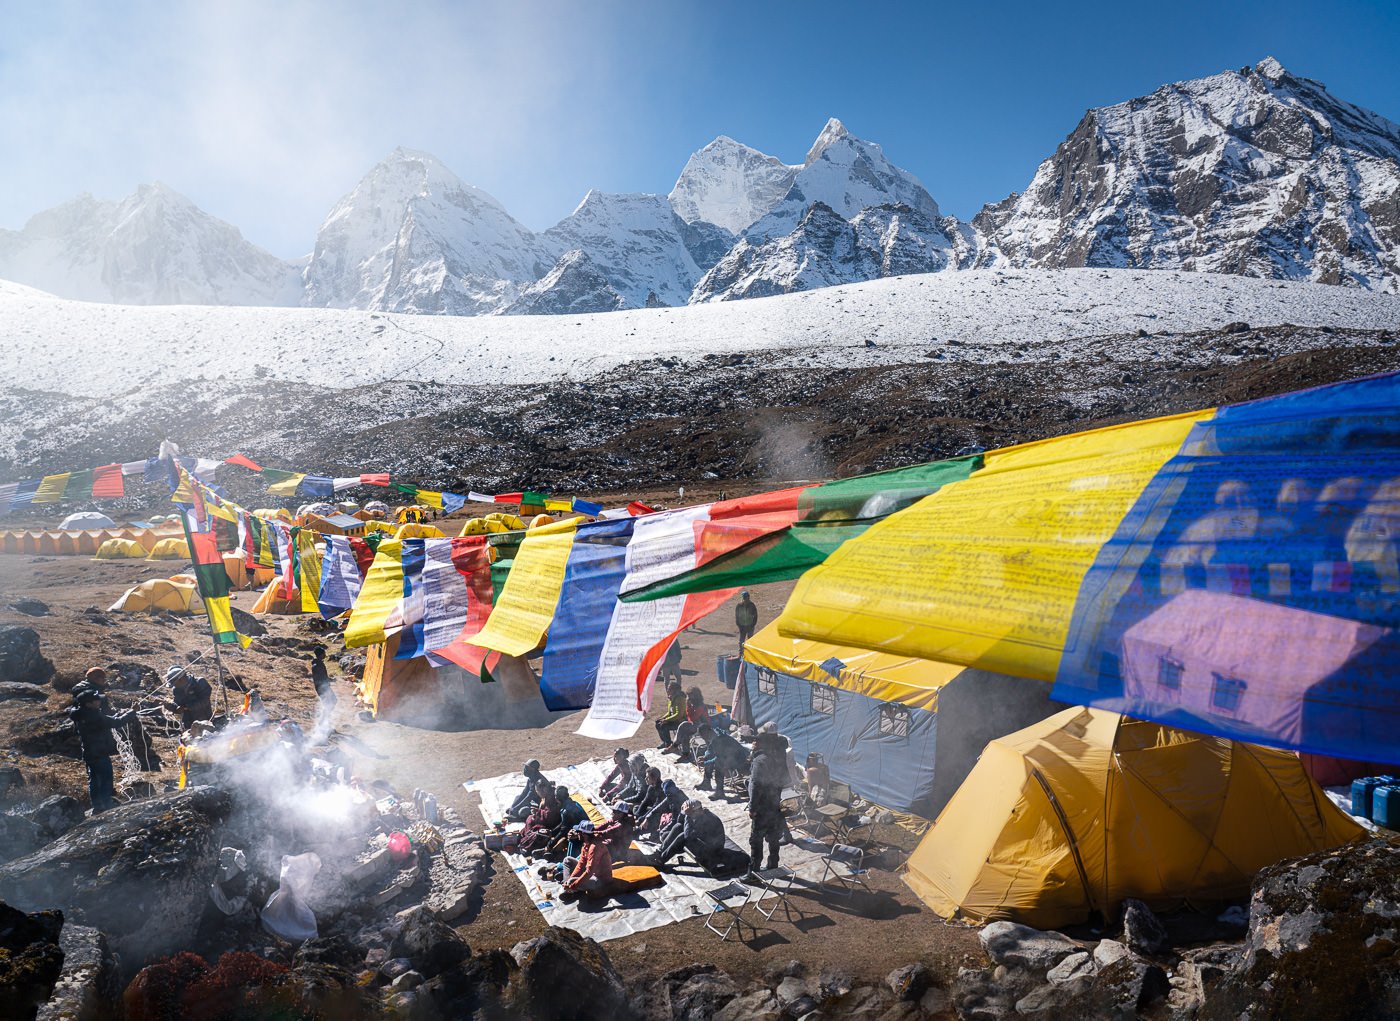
[467,756,833,942]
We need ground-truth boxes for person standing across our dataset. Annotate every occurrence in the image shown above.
[746,732,784,878]
[68,682,134,814]
[736,591,758,652]
[309,648,335,710]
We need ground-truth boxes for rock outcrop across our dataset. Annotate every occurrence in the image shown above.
[0,626,53,687]
[0,787,230,966]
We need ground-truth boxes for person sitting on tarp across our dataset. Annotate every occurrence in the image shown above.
[550,785,590,858]
[69,681,135,814]
[517,781,563,857]
[668,688,711,764]
[599,747,633,801]
[594,802,638,863]
[559,822,613,899]
[696,724,749,796]
[656,798,728,872]
[167,666,213,730]
[640,778,687,838]
[626,766,665,822]
[505,759,545,822]
[662,640,682,684]
[654,679,685,750]
[613,752,650,804]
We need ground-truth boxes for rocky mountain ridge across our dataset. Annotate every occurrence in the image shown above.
[4,58,1398,311]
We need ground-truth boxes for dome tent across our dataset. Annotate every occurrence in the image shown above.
[147,537,191,560]
[94,538,148,559]
[60,512,116,530]
[903,707,1364,929]
[109,577,200,614]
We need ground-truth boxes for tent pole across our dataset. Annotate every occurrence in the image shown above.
[211,637,229,718]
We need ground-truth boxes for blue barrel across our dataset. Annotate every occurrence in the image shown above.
[1374,786,1400,830]
[1351,776,1400,818]
[716,656,741,689]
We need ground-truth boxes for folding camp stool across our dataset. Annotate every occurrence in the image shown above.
[819,842,873,898]
[750,865,797,921]
[702,879,759,942]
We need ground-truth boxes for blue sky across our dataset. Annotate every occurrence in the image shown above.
[3,0,1398,258]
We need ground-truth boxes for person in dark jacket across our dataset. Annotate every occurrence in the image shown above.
[655,679,685,749]
[640,778,687,838]
[613,753,650,805]
[505,759,545,822]
[309,647,335,708]
[626,766,665,820]
[167,667,213,730]
[747,734,785,875]
[656,798,727,871]
[552,785,590,858]
[697,725,749,795]
[662,640,682,684]
[69,685,134,813]
[735,591,758,651]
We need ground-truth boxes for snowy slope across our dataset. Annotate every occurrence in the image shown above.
[745,119,947,243]
[301,148,554,314]
[978,58,1400,291]
[668,135,799,234]
[0,184,301,306]
[693,202,978,302]
[541,191,721,308]
[5,270,1398,400]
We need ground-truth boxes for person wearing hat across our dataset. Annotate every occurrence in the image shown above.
[167,665,213,730]
[68,683,135,813]
[309,647,335,709]
[595,801,638,861]
[735,591,759,652]
[655,798,727,872]
[505,759,545,822]
[747,732,786,876]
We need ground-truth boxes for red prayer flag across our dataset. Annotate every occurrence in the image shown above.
[360,474,390,487]
[627,501,656,516]
[224,454,263,471]
[91,464,125,499]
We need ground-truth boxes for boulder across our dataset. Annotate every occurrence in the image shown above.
[12,713,79,758]
[35,923,120,1021]
[0,626,53,686]
[0,787,231,965]
[978,921,1082,973]
[229,607,266,637]
[0,765,23,801]
[648,964,739,1021]
[1092,939,1130,969]
[1120,897,1168,955]
[1167,944,1240,1016]
[388,905,470,978]
[1045,951,1097,986]
[422,824,488,922]
[507,926,629,1021]
[0,683,49,702]
[27,795,83,841]
[0,813,44,863]
[712,989,782,1020]
[0,901,64,1020]
[9,599,48,617]
[1207,837,1400,1017]
[417,948,516,1021]
[285,935,370,1020]
[885,963,932,1001]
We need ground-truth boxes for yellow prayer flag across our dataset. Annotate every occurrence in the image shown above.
[468,518,579,657]
[33,474,70,504]
[345,540,404,648]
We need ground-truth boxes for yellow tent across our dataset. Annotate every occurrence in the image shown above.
[223,553,250,590]
[109,577,200,614]
[252,579,306,614]
[903,707,1364,929]
[147,537,191,560]
[94,538,149,559]
[394,522,445,540]
[485,512,526,530]
[459,517,508,537]
[527,513,554,530]
[253,508,293,522]
[362,519,398,536]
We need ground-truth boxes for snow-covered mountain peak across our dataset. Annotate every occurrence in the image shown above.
[806,117,852,163]
[0,182,302,306]
[302,148,551,314]
[746,120,944,242]
[668,135,798,234]
[976,59,1400,291]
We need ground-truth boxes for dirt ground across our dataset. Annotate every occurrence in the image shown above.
[0,548,986,988]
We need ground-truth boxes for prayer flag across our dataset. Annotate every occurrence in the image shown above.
[91,464,124,499]
[224,454,262,471]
